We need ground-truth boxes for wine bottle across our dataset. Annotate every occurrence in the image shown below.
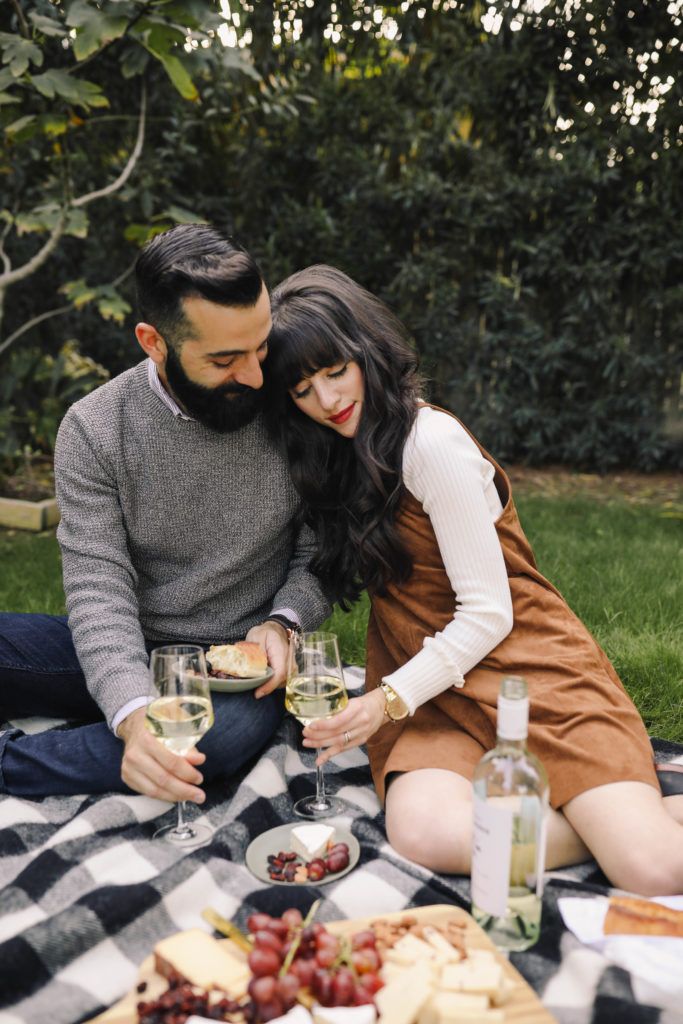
[471,675,549,951]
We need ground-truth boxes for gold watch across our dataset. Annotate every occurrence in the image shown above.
[380,682,409,722]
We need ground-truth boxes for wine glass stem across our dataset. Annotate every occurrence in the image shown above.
[315,750,327,805]
[175,800,191,835]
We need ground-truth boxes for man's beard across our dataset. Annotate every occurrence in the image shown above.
[164,346,263,433]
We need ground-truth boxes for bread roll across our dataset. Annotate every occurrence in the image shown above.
[206,641,268,678]
[604,896,683,937]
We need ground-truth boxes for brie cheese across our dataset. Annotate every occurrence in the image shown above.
[290,824,336,861]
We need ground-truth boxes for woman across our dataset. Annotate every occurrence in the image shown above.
[266,265,683,895]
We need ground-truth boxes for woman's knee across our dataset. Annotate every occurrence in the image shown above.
[385,799,471,873]
[602,845,683,897]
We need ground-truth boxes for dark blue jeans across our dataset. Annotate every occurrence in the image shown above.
[0,613,284,798]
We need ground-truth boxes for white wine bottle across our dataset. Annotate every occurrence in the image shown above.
[471,675,549,951]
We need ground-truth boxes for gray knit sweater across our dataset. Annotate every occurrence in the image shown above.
[54,360,330,727]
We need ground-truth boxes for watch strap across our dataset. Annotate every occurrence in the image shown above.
[266,613,302,639]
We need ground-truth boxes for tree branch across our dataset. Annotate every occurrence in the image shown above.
[0,301,72,358]
[0,80,146,293]
[0,258,136,357]
[0,210,67,290]
[0,219,12,275]
[72,80,147,208]
[10,0,30,38]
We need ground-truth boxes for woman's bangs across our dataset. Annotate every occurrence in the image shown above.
[278,318,355,390]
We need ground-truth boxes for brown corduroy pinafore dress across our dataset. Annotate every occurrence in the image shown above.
[364,410,658,809]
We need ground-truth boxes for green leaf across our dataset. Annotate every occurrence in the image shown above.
[4,114,37,139]
[28,12,68,38]
[0,34,44,77]
[15,204,88,239]
[161,204,203,224]
[70,9,129,62]
[38,113,70,137]
[95,286,132,323]
[147,48,198,101]
[123,221,171,245]
[30,69,109,110]
[0,92,20,106]
[59,277,97,308]
[120,43,149,79]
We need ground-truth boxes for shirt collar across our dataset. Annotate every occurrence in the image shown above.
[146,358,195,421]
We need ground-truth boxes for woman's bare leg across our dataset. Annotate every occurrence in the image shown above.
[385,768,589,875]
[563,781,683,895]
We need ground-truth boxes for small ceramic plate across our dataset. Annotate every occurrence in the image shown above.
[245,823,360,886]
[209,667,273,694]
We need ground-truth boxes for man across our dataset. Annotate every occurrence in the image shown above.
[0,224,330,801]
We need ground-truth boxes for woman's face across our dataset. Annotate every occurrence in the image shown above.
[289,360,364,438]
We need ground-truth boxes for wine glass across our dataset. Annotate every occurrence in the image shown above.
[146,644,215,847]
[285,631,349,819]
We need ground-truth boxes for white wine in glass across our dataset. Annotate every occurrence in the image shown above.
[285,631,349,819]
[146,644,214,847]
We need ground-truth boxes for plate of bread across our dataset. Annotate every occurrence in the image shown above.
[206,641,273,693]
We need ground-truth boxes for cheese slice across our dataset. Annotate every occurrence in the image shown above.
[312,1006,377,1024]
[420,926,462,962]
[383,932,438,965]
[376,959,434,1024]
[290,824,336,860]
[439,960,504,998]
[418,991,490,1024]
[154,928,249,994]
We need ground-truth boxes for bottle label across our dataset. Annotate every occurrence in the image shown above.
[471,797,514,918]
[472,795,546,915]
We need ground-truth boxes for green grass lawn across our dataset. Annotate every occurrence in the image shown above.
[1,493,681,738]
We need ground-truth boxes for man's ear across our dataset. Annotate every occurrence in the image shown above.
[135,322,167,365]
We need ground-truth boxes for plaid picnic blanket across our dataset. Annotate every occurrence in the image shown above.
[1,674,682,1024]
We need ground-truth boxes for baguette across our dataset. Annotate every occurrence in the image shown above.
[206,641,268,678]
[604,896,683,937]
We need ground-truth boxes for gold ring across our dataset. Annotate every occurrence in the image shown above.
[343,730,351,746]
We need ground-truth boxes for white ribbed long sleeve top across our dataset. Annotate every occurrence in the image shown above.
[382,405,514,714]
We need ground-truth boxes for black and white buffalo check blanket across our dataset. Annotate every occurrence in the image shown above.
[2,674,683,1024]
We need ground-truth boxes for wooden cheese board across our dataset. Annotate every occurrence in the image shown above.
[88,903,556,1024]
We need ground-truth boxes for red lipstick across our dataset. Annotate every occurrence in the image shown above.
[329,403,355,425]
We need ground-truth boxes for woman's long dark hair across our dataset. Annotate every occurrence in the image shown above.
[265,265,423,605]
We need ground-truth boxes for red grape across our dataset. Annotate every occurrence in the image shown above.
[351,948,381,974]
[282,908,303,929]
[351,929,377,951]
[315,932,340,953]
[252,930,284,960]
[276,973,301,1008]
[258,998,284,1021]
[358,971,383,995]
[247,912,272,933]
[331,967,356,1006]
[248,975,277,1003]
[247,947,281,977]
[290,958,316,987]
[263,917,289,939]
[325,851,350,873]
[312,968,334,1006]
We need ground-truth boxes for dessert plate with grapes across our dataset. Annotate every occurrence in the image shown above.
[245,823,360,886]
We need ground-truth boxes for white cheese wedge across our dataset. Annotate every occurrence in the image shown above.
[154,928,249,994]
[383,932,438,965]
[421,926,463,962]
[290,823,336,861]
[312,1005,377,1024]
[375,959,434,1024]
[418,992,490,1024]
[439,960,504,999]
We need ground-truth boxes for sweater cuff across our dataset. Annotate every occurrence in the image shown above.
[383,642,465,716]
[111,696,151,736]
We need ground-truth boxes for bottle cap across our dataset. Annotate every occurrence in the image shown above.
[497,675,529,740]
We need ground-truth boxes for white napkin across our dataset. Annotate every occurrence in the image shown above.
[558,895,683,1012]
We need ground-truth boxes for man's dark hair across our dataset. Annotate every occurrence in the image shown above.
[135,224,264,349]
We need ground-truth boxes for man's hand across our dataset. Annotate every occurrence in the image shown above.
[118,707,206,802]
[245,620,290,698]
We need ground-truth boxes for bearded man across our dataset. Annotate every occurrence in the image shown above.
[0,224,329,800]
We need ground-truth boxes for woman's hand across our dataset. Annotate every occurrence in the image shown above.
[302,689,387,766]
